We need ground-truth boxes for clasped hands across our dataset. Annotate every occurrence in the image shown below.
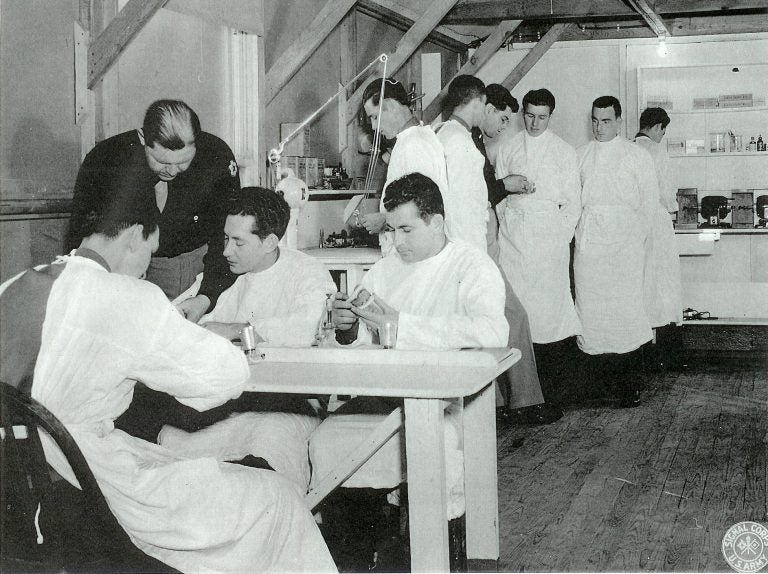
[332,290,399,343]
[502,174,536,194]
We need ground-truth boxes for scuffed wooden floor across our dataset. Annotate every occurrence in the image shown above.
[496,360,768,572]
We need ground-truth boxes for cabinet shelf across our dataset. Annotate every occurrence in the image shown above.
[670,151,768,158]
[664,106,768,115]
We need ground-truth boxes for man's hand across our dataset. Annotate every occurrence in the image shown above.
[359,212,387,235]
[352,295,399,337]
[502,174,534,194]
[331,292,359,332]
[175,295,211,323]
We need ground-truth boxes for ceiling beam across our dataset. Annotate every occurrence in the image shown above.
[356,0,467,51]
[422,20,522,123]
[345,0,460,119]
[625,0,671,37]
[264,0,358,105]
[501,23,570,90]
[561,13,768,40]
[442,0,768,24]
[88,0,169,88]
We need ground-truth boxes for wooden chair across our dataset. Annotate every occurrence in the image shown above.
[0,382,179,573]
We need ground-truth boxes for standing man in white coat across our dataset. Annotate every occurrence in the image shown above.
[494,89,582,416]
[575,96,660,407]
[0,202,336,573]
[438,76,546,421]
[634,107,683,369]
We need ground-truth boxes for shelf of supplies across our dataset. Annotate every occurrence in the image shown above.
[663,106,768,115]
[682,317,768,326]
[307,189,380,201]
[669,151,768,158]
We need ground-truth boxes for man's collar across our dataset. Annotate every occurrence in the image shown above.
[398,116,420,133]
[73,248,111,272]
[449,114,472,132]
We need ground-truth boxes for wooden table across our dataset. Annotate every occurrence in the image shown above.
[246,346,520,572]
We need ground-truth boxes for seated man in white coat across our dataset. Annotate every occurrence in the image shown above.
[0,202,336,573]
[158,187,337,491]
[310,172,508,521]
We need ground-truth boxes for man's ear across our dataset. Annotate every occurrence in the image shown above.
[263,233,280,252]
[126,224,145,252]
[428,213,445,233]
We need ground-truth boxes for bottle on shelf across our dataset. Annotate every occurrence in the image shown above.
[758,135,766,152]
[748,136,757,152]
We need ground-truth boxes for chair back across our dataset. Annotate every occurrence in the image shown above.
[0,382,176,573]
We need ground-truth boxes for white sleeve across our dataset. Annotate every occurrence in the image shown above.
[129,286,249,412]
[441,135,487,249]
[558,146,583,239]
[250,272,336,347]
[636,148,660,239]
[395,259,508,350]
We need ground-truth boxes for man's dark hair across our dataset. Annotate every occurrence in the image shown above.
[523,89,556,113]
[142,100,201,150]
[592,95,622,118]
[445,75,486,112]
[383,173,444,220]
[228,187,290,240]
[486,84,518,113]
[639,107,671,131]
[361,78,410,108]
[76,201,158,241]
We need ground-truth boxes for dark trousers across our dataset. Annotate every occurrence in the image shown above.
[584,346,648,401]
[532,336,580,407]
[114,385,316,443]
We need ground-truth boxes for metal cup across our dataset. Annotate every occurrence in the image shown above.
[241,325,258,352]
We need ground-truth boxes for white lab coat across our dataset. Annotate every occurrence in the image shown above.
[634,135,683,326]
[379,124,448,255]
[309,241,507,519]
[17,255,336,574]
[436,119,490,252]
[494,129,583,343]
[575,136,659,354]
[160,248,336,491]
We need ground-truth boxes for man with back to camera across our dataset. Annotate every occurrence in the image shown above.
[158,187,337,492]
[575,96,660,407]
[69,100,243,438]
[0,202,337,574]
[437,75,547,421]
[494,88,582,419]
[634,107,683,368]
[68,99,239,320]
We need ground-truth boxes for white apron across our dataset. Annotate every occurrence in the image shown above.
[575,138,658,354]
[495,130,582,343]
[634,135,683,326]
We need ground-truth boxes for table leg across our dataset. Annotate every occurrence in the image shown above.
[404,398,450,573]
[463,382,499,570]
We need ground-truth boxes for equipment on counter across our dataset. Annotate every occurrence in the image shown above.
[676,188,699,229]
[275,169,308,250]
[731,191,756,228]
[699,195,732,228]
[756,195,768,228]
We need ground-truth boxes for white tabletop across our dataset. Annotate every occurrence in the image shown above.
[301,247,381,265]
[246,346,520,399]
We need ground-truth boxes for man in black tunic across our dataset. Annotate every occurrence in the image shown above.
[68,99,240,323]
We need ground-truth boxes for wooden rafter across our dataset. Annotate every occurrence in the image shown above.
[88,0,169,88]
[501,23,571,91]
[345,0,460,119]
[356,0,467,51]
[442,0,768,24]
[421,20,522,123]
[562,13,768,40]
[625,0,671,37]
[264,0,358,104]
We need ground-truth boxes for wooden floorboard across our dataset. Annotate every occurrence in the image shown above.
[496,361,768,573]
